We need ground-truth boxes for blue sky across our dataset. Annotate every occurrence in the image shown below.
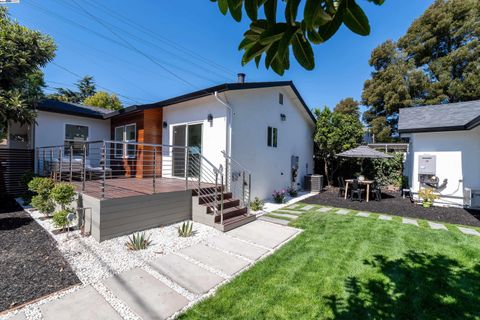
[7,0,433,109]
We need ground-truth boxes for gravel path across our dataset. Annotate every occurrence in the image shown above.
[0,196,80,312]
[303,188,480,227]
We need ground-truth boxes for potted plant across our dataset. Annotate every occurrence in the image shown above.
[272,189,286,204]
[418,188,438,208]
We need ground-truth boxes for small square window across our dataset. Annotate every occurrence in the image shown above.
[267,126,278,148]
[279,93,284,105]
[267,127,272,147]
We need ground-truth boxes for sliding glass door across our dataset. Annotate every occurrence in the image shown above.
[172,123,202,178]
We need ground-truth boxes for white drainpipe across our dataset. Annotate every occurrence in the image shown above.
[214,91,232,160]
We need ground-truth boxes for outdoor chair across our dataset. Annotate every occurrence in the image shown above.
[372,182,382,201]
[338,177,346,197]
[350,179,364,202]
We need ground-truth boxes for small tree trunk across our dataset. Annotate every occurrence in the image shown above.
[324,159,332,186]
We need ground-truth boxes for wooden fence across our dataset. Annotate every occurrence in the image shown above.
[0,149,34,196]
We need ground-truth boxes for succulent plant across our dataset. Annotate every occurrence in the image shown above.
[126,232,152,250]
[250,197,264,211]
[178,221,195,237]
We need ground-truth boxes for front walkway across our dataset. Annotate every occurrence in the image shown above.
[3,220,301,320]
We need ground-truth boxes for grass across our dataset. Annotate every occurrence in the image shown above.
[179,205,480,319]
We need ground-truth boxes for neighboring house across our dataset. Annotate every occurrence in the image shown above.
[399,100,480,208]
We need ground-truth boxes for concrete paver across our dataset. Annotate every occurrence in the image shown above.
[149,254,224,294]
[227,220,300,249]
[428,221,448,230]
[269,212,298,220]
[258,215,291,226]
[317,207,332,212]
[356,212,370,217]
[336,209,350,215]
[103,268,188,320]
[287,204,299,209]
[458,227,480,236]
[402,218,419,226]
[40,285,121,320]
[378,215,392,221]
[8,312,26,320]
[180,244,250,275]
[300,205,315,211]
[206,234,269,260]
[277,209,302,214]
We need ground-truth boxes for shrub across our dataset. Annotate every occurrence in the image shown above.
[28,177,55,215]
[178,221,195,237]
[250,197,264,211]
[272,189,286,204]
[126,232,152,250]
[418,188,438,208]
[368,153,404,188]
[50,183,76,211]
[20,171,35,204]
[287,186,298,197]
[52,209,70,231]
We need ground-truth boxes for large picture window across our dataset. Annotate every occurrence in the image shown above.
[65,124,88,155]
[114,124,136,158]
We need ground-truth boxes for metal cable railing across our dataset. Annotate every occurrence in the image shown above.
[222,150,251,208]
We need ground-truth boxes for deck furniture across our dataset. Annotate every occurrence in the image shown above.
[372,182,382,201]
[344,179,374,202]
[338,177,346,197]
[349,179,364,202]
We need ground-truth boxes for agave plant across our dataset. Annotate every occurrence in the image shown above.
[126,232,152,250]
[178,221,195,237]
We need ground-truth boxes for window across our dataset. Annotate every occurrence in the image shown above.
[279,93,284,105]
[65,124,88,155]
[114,124,136,158]
[267,126,278,148]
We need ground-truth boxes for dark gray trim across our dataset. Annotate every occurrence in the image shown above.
[35,99,110,119]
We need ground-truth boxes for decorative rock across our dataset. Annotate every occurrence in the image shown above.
[458,227,480,236]
[428,221,448,230]
[402,218,419,226]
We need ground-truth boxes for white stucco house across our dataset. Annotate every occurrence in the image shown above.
[2,76,316,201]
[399,100,480,208]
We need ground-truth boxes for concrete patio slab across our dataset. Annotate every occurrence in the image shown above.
[378,215,392,221]
[317,207,332,212]
[259,215,291,226]
[40,285,121,320]
[227,220,300,249]
[102,268,188,320]
[458,227,480,236]
[300,205,315,211]
[269,212,298,220]
[336,209,350,215]
[149,254,224,294]
[428,221,448,230]
[8,312,26,320]
[180,244,250,276]
[206,234,269,260]
[402,218,419,226]
[356,212,370,217]
[277,209,303,214]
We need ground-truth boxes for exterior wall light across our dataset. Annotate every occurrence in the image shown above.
[207,114,213,122]
[280,113,287,121]
[162,121,168,129]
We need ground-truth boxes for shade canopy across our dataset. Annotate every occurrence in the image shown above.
[336,145,393,159]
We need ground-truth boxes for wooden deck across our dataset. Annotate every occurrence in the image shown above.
[73,177,205,199]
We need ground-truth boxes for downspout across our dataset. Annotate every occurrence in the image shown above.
[214,91,232,160]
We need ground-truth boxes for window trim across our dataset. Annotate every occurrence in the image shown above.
[114,123,137,159]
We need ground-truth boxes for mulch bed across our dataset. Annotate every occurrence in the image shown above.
[303,188,480,227]
[0,195,80,312]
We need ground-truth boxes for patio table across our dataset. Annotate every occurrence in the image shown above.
[344,179,375,202]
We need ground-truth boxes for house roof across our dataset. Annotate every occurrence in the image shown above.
[104,81,316,123]
[398,100,480,133]
[36,99,111,119]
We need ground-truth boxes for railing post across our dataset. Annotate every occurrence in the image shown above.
[225,156,229,192]
[242,170,246,207]
[214,170,219,217]
[58,146,63,182]
[153,146,156,193]
[35,148,39,175]
[185,147,189,190]
[248,173,252,208]
[42,149,46,177]
[101,142,106,199]
[82,144,87,192]
[69,145,73,182]
[220,173,224,224]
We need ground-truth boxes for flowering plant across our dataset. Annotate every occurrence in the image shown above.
[272,189,286,204]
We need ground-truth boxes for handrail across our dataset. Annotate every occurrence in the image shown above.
[221,150,250,174]
[36,140,190,150]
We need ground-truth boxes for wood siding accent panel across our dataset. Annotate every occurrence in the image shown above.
[94,190,192,241]
[0,149,34,196]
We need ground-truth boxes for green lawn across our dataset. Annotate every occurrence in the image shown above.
[179,206,480,320]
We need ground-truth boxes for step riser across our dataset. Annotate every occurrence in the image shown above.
[207,199,240,213]
[192,187,223,196]
[215,215,257,232]
[198,193,232,204]
[214,207,248,223]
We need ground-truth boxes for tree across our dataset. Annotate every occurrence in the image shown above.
[334,97,360,118]
[362,0,480,141]
[211,0,385,75]
[314,107,363,185]
[84,91,123,110]
[0,7,56,135]
[48,75,96,103]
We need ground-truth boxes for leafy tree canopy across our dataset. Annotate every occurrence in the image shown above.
[84,91,123,110]
[48,76,96,103]
[314,106,363,184]
[0,7,56,132]
[211,0,385,75]
[362,0,480,141]
[333,97,360,118]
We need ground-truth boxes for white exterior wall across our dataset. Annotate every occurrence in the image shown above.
[406,126,480,206]
[227,87,315,200]
[161,95,227,177]
[35,111,110,148]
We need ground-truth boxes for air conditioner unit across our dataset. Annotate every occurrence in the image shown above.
[464,188,480,208]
